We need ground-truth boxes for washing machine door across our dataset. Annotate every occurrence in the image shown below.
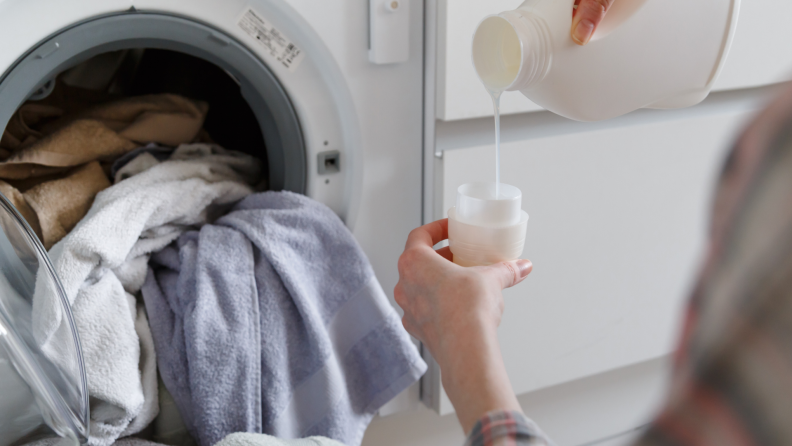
[0,194,88,446]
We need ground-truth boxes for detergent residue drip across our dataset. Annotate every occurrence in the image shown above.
[490,90,502,198]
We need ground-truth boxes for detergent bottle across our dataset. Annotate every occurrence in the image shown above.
[471,0,741,121]
[448,0,740,267]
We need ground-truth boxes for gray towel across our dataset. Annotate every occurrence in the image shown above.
[24,438,164,446]
[32,144,260,446]
[142,191,427,446]
[26,433,342,446]
[215,433,344,446]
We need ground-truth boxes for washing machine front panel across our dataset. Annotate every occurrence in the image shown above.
[132,0,364,225]
[0,0,360,224]
[0,0,130,72]
[0,0,426,416]
[0,2,365,438]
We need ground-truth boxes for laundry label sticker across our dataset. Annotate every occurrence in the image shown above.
[238,8,305,73]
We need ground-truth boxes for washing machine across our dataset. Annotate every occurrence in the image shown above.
[0,0,425,444]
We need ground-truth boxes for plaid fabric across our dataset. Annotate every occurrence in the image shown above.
[466,84,792,446]
[464,410,552,446]
[636,84,792,445]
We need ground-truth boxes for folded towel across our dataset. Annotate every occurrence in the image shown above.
[32,144,260,446]
[0,94,208,180]
[0,103,64,156]
[142,192,427,446]
[216,433,345,446]
[0,161,111,249]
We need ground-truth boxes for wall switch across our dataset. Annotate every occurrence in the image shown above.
[369,0,410,64]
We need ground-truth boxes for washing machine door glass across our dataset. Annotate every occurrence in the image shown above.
[0,194,88,446]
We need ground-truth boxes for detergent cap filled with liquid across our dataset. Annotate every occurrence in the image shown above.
[448,182,529,267]
[472,0,741,121]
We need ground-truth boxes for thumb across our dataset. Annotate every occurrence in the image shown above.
[483,259,533,290]
[571,0,613,45]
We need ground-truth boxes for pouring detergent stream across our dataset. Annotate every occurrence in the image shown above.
[491,91,501,198]
[450,0,740,267]
[446,35,527,268]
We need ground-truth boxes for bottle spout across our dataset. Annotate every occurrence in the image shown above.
[472,11,552,92]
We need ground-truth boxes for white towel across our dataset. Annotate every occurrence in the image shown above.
[215,433,345,446]
[25,438,165,446]
[31,144,260,446]
[27,433,343,446]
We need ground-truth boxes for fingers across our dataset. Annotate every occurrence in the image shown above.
[405,219,449,250]
[571,0,612,45]
[482,259,533,290]
[435,246,453,262]
[393,282,406,308]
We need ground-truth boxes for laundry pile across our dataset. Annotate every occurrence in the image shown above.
[0,91,209,249]
[4,86,425,446]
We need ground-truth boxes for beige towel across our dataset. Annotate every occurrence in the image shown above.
[0,92,209,247]
[0,94,209,180]
[0,162,111,249]
[0,103,63,156]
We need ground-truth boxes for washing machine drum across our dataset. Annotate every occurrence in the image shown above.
[0,195,89,444]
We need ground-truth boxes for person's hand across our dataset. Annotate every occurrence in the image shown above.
[394,219,532,433]
[395,219,532,362]
[571,0,614,45]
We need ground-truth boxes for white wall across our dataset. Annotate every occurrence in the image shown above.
[369,1,792,444]
[364,357,669,446]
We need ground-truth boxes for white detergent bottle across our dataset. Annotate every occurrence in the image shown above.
[449,0,740,267]
[471,0,741,121]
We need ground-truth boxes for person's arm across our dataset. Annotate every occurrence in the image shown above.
[395,3,617,437]
[394,219,532,432]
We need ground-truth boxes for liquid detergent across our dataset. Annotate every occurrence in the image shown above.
[446,90,528,267]
[450,0,740,267]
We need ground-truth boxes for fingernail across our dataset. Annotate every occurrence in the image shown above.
[572,19,594,45]
[516,259,533,278]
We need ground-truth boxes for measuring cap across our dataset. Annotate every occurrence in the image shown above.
[448,182,529,267]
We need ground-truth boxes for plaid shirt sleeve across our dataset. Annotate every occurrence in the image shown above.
[464,410,553,446]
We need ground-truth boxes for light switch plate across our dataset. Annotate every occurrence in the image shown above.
[369,0,410,64]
